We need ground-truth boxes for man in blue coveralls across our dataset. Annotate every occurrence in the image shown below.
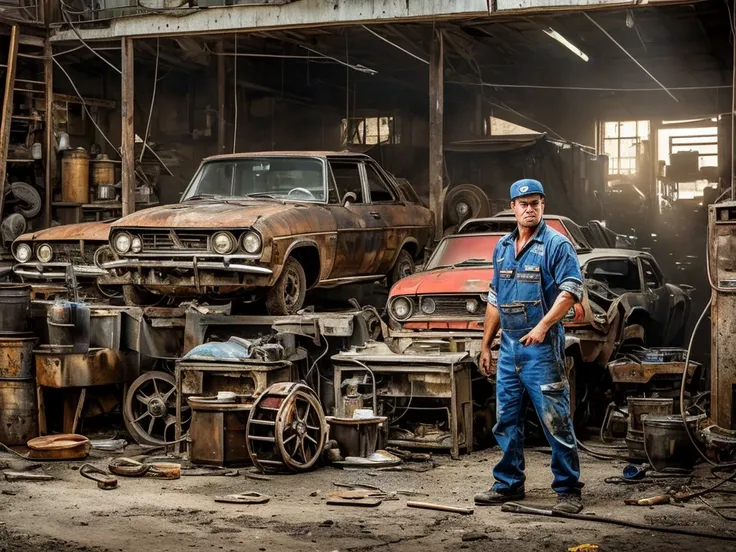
[474,179,584,514]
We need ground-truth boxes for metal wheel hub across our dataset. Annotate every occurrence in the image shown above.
[148,397,167,418]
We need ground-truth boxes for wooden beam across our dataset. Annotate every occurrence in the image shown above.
[0,25,20,220]
[121,37,135,217]
[217,40,226,153]
[44,39,53,228]
[429,28,444,241]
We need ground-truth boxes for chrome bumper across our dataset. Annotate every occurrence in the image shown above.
[99,258,273,275]
[14,262,108,279]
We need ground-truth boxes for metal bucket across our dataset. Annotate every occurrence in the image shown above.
[90,156,115,187]
[643,414,704,472]
[0,284,31,335]
[325,416,386,458]
[0,337,36,379]
[0,378,39,445]
[47,301,90,353]
[625,397,673,458]
[61,148,90,204]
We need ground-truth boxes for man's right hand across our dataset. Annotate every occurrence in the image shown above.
[479,348,495,377]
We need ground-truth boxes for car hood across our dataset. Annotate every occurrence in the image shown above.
[390,266,493,297]
[16,221,111,242]
[111,200,307,229]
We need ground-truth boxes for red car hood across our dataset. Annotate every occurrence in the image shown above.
[390,267,493,297]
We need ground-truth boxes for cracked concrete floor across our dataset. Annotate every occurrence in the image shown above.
[1,445,735,552]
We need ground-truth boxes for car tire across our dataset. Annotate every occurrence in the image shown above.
[387,249,414,289]
[266,257,307,315]
[122,284,162,307]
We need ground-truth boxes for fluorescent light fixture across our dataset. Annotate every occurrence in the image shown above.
[543,28,589,62]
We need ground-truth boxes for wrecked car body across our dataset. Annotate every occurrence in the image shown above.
[12,221,119,299]
[101,152,433,314]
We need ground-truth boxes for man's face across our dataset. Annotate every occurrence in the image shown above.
[511,194,545,228]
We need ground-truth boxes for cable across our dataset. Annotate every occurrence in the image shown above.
[53,58,120,157]
[390,381,414,424]
[304,333,329,382]
[448,81,732,92]
[60,8,122,75]
[139,37,159,164]
[232,34,238,154]
[360,25,429,65]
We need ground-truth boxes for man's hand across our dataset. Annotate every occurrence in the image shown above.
[519,322,549,346]
[479,348,495,377]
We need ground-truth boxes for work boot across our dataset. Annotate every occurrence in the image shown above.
[474,488,525,505]
[552,493,583,514]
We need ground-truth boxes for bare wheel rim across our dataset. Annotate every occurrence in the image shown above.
[275,390,325,469]
[283,268,301,308]
[124,371,189,446]
[398,259,413,279]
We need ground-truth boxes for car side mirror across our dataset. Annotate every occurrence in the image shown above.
[343,192,357,206]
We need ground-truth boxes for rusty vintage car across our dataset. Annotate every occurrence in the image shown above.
[100,152,433,314]
[12,221,120,299]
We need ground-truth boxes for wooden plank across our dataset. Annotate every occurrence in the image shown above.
[217,40,226,153]
[428,28,444,241]
[44,39,53,228]
[121,37,135,217]
[0,25,20,220]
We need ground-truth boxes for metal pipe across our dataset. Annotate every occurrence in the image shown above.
[583,12,678,103]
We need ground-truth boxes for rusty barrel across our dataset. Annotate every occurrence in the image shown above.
[0,378,39,445]
[0,284,31,335]
[0,337,36,379]
[61,148,90,204]
[90,155,115,186]
[625,397,673,458]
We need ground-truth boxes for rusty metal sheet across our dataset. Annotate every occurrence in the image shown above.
[35,348,139,388]
[16,221,111,242]
[606,358,699,384]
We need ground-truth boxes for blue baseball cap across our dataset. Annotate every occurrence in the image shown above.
[510,179,545,201]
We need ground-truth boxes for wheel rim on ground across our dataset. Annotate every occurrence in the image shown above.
[246,382,327,473]
[124,371,189,446]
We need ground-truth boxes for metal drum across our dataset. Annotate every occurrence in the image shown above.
[61,148,90,204]
[0,337,36,379]
[0,284,31,335]
[90,155,115,186]
[0,378,39,445]
[625,397,673,459]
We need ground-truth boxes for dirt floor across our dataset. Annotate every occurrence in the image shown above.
[2,443,736,552]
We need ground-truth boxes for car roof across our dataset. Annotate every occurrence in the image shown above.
[203,151,371,162]
[578,248,653,264]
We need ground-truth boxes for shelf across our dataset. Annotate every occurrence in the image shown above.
[6,159,35,163]
[11,115,43,121]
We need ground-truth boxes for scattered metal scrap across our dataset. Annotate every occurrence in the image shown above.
[108,457,181,479]
[80,464,118,490]
[3,471,54,482]
[214,492,270,504]
[406,501,474,515]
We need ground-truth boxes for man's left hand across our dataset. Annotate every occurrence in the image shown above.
[520,323,548,346]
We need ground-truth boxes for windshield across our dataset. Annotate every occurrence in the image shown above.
[182,157,326,202]
[425,234,501,270]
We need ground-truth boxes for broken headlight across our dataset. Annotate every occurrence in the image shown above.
[391,297,413,321]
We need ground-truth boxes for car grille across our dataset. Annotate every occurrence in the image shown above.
[412,296,484,319]
[139,231,210,252]
[52,243,96,264]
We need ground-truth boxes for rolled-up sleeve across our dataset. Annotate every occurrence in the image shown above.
[552,239,583,303]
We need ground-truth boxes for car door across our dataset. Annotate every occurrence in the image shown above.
[639,257,671,342]
[325,159,385,278]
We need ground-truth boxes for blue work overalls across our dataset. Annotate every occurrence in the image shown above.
[487,220,584,496]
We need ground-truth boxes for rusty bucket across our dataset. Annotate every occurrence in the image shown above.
[0,337,36,379]
[0,284,31,335]
[625,397,674,459]
[0,378,39,445]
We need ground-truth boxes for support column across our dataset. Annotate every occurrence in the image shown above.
[121,37,135,216]
[217,40,226,153]
[428,28,444,241]
[44,39,53,228]
[0,26,19,219]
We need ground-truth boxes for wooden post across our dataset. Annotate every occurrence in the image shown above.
[0,25,20,219]
[121,37,135,216]
[428,28,444,241]
[217,40,226,153]
[44,39,53,228]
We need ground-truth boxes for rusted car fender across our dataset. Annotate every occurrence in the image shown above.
[281,238,332,288]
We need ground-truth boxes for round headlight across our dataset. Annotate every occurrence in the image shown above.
[14,243,31,263]
[131,236,142,253]
[114,233,131,254]
[242,231,262,254]
[420,297,436,315]
[37,244,53,263]
[466,298,480,314]
[212,232,236,254]
[391,297,413,321]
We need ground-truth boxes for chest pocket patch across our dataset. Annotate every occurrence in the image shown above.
[517,271,541,283]
[500,269,515,280]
